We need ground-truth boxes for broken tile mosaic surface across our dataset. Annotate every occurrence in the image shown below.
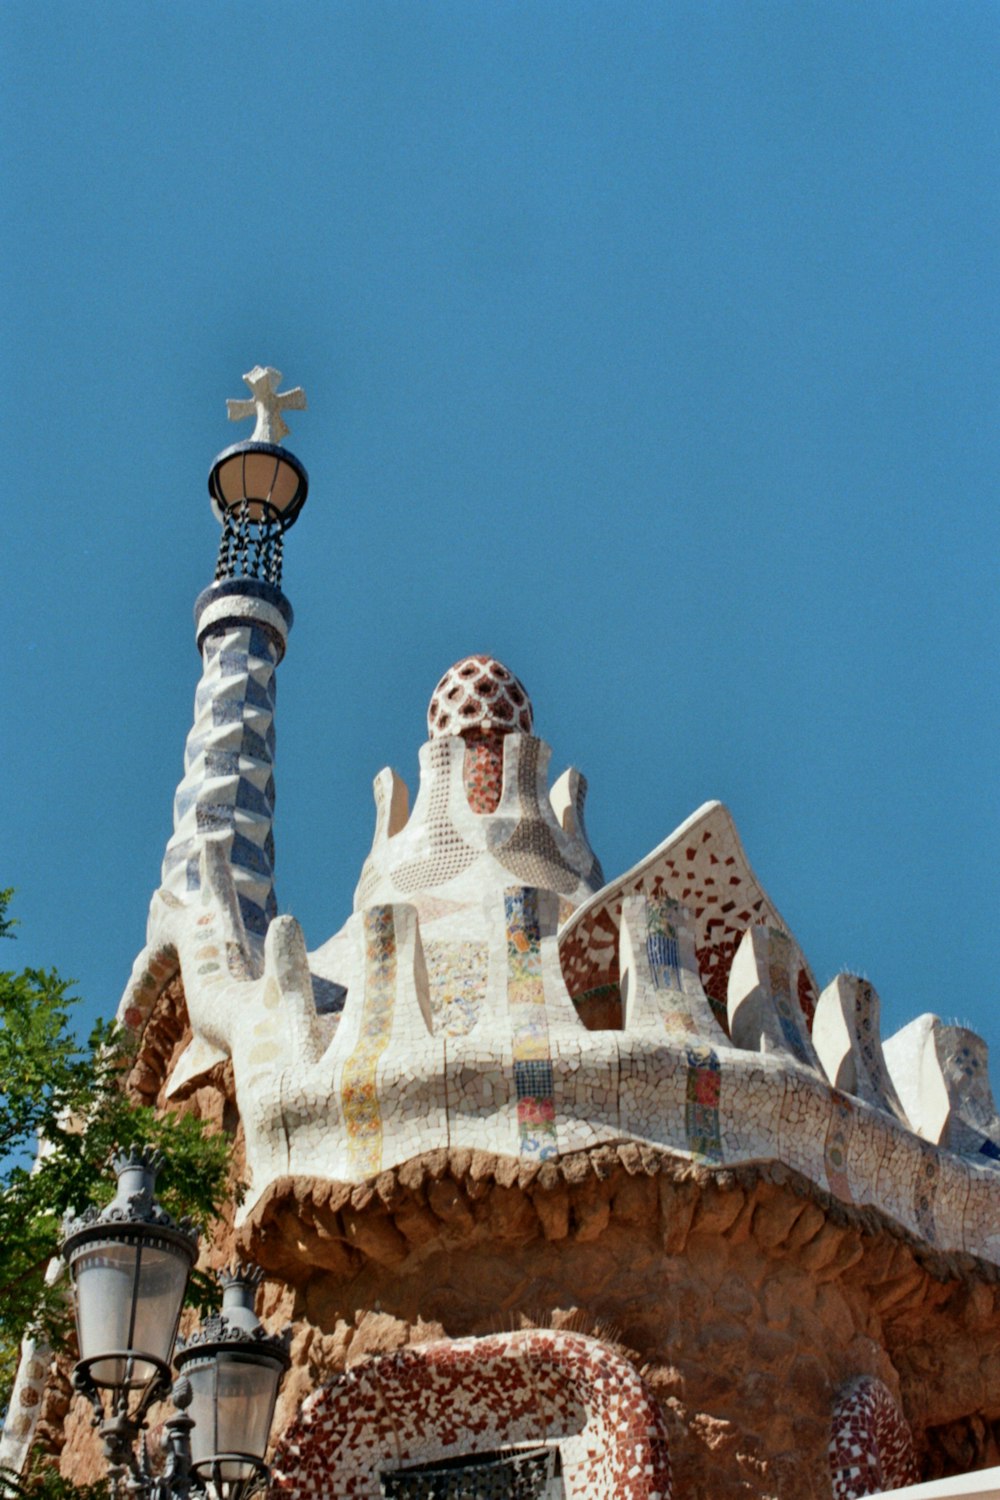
[272,1331,672,1500]
[829,1377,919,1499]
[129,639,1000,1274]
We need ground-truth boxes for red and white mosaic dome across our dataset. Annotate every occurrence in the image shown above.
[428,655,533,739]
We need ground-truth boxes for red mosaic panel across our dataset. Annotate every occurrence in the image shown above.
[462,733,505,814]
[829,1377,920,1498]
[558,806,819,1036]
[273,1329,672,1500]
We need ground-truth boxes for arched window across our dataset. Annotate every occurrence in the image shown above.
[273,1329,671,1500]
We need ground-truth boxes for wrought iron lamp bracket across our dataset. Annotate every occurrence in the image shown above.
[73,1357,178,1497]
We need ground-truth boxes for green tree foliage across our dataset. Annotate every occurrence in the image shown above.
[0,890,231,1415]
[0,1462,108,1500]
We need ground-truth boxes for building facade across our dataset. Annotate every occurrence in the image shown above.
[8,396,1000,1498]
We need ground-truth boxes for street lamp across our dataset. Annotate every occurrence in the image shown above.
[175,1266,290,1493]
[61,1148,288,1500]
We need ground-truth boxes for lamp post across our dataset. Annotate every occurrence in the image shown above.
[61,1149,289,1500]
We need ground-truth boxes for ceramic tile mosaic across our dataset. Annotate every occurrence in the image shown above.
[616,1031,683,1146]
[619,894,728,1045]
[823,1092,856,1202]
[488,739,599,896]
[356,769,409,908]
[873,1129,924,1242]
[341,906,398,1177]
[558,800,817,1032]
[814,976,909,1123]
[272,1330,672,1500]
[962,1168,1000,1261]
[505,888,558,1160]
[443,1036,518,1157]
[616,896,728,1163]
[0,1335,50,1473]
[884,1016,1000,1168]
[391,739,481,896]
[141,853,1000,1267]
[461,733,506,815]
[423,939,488,1036]
[161,579,290,940]
[936,1025,1000,1164]
[728,926,822,1072]
[685,1045,723,1163]
[942,1028,1000,1128]
[352,726,600,920]
[829,1377,919,1498]
[428,655,533,738]
[912,1142,941,1244]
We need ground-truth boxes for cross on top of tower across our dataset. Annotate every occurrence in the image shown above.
[226,365,307,445]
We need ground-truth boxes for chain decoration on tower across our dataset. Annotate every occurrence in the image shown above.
[214,492,287,585]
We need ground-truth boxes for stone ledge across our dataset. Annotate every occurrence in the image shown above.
[236,1143,1000,1295]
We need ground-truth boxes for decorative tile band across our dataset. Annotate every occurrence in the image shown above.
[639,896,709,1040]
[685,1045,722,1163]
[768,929,814,1067]
[505,887,558,1160]
[462,733,505,814]
[342,906,397,1178]
[627,897,726,1163]
[646,902,683,995]
[824,1093,855,1203]
[392,740,479,895]
[913,1143,940,1244]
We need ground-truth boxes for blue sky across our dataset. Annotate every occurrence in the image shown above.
[3,4,998,1082]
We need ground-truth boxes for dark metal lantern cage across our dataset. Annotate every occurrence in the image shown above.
[209,441,309,588]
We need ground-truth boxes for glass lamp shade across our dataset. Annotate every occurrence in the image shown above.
[208,442,308,528]
[68,1229,193,1389]
[183,1349,285,1482]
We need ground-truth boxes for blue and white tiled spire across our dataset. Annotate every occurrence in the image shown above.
[160,364,309,944]
[161,577,292,940]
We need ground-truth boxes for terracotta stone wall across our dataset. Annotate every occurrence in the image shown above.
[225,1145,1000,1500]
[922,1415,1000,1479]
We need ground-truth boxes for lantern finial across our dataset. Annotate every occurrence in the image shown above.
[209,365,309,587]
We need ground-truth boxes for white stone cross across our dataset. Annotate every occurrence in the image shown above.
[226,365,307,445]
